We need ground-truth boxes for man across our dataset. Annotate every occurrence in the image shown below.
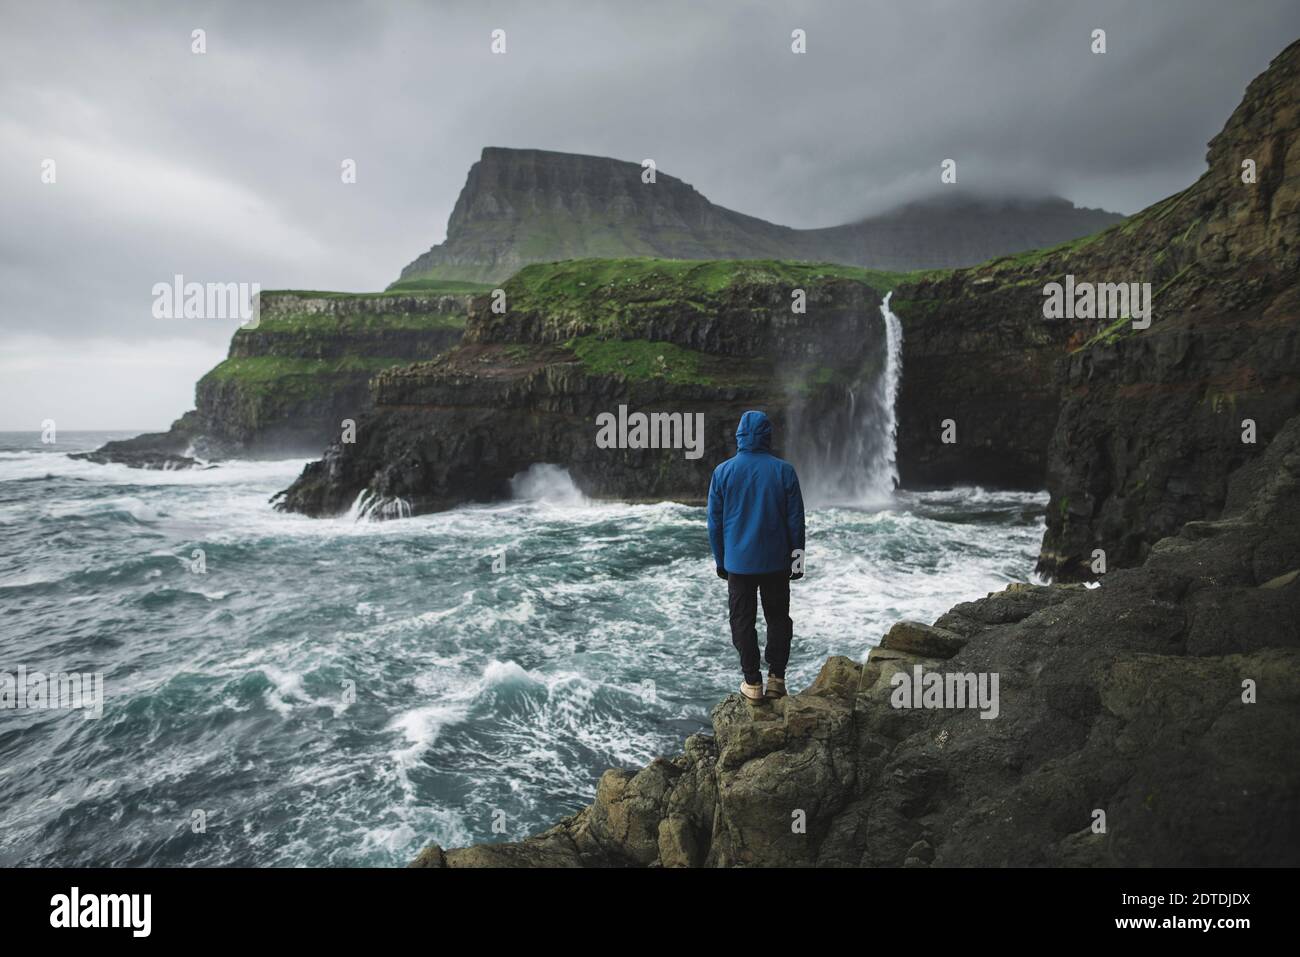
[707,410,806,702]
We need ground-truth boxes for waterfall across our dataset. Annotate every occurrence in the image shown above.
[861,291,904,501]
[792,290,904,506]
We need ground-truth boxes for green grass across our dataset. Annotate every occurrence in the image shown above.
[200,356,406,397]
[251,287,476,333]
[496,258,932,336]
[381,278,497,295]
[267,281,492,299]
[565,335,713,385]
[248,310,467,334]
[888,217,1136,324]
[980,227,1114,272]
[1074,314,1134,351]
[511,257,923,297]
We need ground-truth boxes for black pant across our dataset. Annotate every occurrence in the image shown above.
[727,572,793,685]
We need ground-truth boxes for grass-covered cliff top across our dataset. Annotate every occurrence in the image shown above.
[502,257,934,313]
[248,287,475,334]
[484,257,923,390]
[271,279,494,298]
[249,283,485,330]
[887,213,1133,327]
[199,356,407,398]
[383,278,497,295]
[247,310,467,334]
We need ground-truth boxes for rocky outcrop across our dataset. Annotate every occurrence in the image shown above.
[75,290,476,467]
[412,411,1300,868]
[892,37,1300,577]
[273,261,891,516]
[398,147,1121,284]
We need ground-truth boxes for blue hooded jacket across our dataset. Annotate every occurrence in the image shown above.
[707,410,806,576]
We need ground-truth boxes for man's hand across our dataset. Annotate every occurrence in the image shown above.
[789,571,804,581]
[716,567,728,580]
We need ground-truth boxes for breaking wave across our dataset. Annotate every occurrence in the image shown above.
[0,431,1045,867]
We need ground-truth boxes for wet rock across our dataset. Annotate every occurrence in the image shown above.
[879,620,968,659]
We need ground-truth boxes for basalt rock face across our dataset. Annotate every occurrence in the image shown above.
[274,348,756,517]
[273,260,890,517]
[892,37,1300,579]
[1035,40,1300,581]
[189,293,471,455]
[398,147,1122,284]
[411,412,1300,868]
[890,266,1067,491]
[74,292,472,467]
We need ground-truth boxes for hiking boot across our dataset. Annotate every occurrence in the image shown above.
[740,680,765,702]
[765,675,787,699]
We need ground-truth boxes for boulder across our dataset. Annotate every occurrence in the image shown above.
[879,621,968,659]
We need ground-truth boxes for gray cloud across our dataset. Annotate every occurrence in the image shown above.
[2,0,1297,428]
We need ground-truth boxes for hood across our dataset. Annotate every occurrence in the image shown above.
[735,410,773,453]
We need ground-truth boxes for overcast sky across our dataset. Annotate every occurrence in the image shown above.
[2,0,1298,429]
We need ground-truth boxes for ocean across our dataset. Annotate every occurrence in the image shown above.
[0,430,1045,866]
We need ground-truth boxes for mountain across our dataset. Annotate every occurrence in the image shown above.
[395,147,1123,284]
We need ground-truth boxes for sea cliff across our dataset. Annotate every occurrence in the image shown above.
[405,38,1300,868]
[74,286,483,468]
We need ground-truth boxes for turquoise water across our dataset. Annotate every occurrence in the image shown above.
[0,432,1046,866]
